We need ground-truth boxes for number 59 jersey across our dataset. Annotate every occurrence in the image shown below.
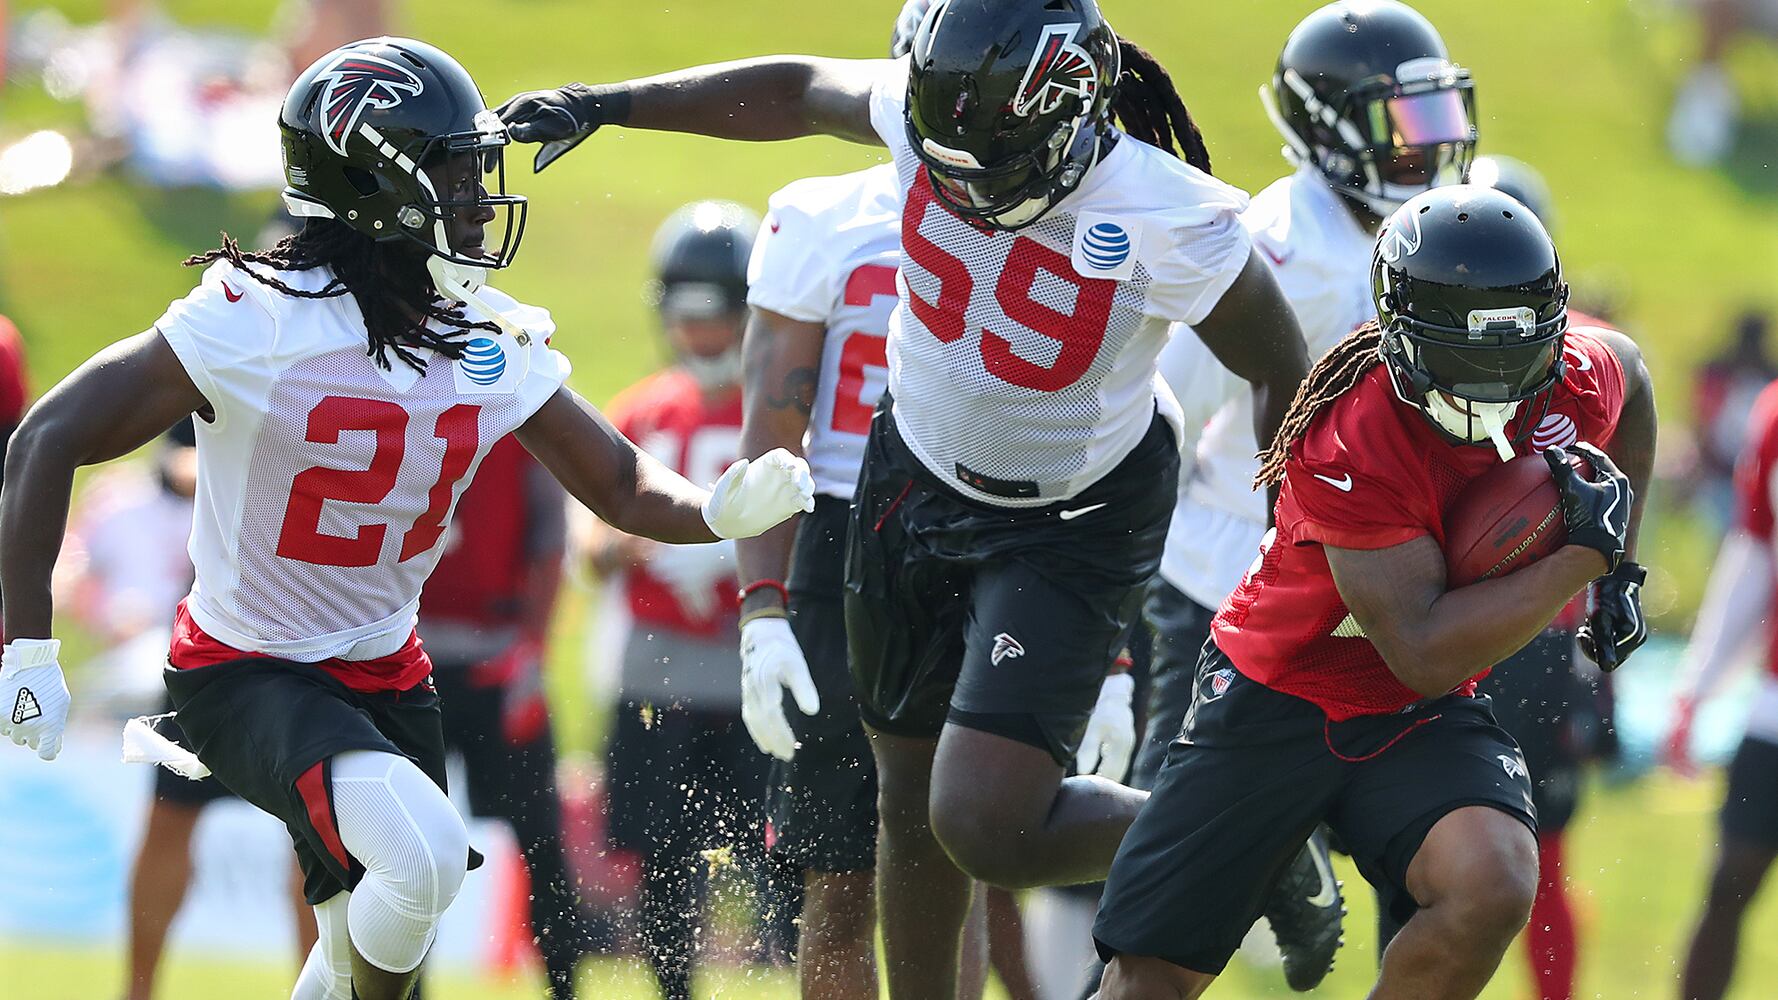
[870,57,1255,506]
[153,260,571,663]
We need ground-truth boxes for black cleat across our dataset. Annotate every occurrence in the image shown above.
[1262,829,1345,991]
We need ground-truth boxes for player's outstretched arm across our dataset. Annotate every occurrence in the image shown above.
[1188,249,1311,478]
[0,333,207,641]
[497,57,887,172]
[1326,535,1609,699]
[517,387,813,545]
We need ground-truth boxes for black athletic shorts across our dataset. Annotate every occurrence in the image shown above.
[766,494,879,873]
[1093,642,1537,975]
[1476,629,1583,830]
[605,699,768,862]
[163,657,473,905]
[147,693,237,808]
[845,400,1177,767]
[1131,580,1215,791]
[1722,734,1778,849]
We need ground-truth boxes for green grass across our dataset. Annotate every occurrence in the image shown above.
[5,0,1778,995]
[9,776,1778,998]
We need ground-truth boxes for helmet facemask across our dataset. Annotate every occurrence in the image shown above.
[1267,56,1476,217]
[908,106,1103,231]
[1381,304,1566,461]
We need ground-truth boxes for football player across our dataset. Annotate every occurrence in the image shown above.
[0,38,812,1000]
[1114,3,1480,989]
[1092,185,1656,999]
[499,1,1311,995]
[1668,377,1778,1000]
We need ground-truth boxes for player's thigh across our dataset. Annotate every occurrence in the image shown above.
[1131,580,1217,791]
[843,459,970,742]
[1329,696,1538,929]
[164,659,426,904]
[949,557,1140,767]
[1722,735,1778,851]
[1093,656,1339,977]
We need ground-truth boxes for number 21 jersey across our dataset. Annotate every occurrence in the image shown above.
[154,259,570,663]
[870,57,1254,506]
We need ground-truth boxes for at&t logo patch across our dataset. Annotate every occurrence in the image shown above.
[459,337,506,385]
[1072,212,1138,280]
[453,331,527,395]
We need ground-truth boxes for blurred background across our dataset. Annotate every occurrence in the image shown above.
[2,0,1778,997]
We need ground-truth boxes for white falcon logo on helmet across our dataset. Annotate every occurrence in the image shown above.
[1012,24,1099,117]
[316,51,425,156]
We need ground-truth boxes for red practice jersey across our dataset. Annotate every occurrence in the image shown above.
[0,315,27,430]
[1213,328,1626,720]
[1734,378,1778,677]
[608,369,742,637]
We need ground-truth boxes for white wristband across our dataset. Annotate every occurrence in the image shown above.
[3,639,61,670]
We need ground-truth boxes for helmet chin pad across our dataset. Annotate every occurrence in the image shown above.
[1423,392,1519,461]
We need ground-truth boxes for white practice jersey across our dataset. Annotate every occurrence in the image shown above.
[155,259,570,661]
[747,163,903,498]
[870,58,1253,507]
[1157,167,1377,608]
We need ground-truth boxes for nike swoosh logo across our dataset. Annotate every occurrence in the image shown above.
[1563,345,1592,371]
[1058,502,1108,521]
[1313,473,1353,492]
[222,283,243,303]
[1306,843,1339,908]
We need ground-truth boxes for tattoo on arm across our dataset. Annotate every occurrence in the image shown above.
[767,366,819,414]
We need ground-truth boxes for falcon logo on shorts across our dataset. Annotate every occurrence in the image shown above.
[316,51,426,157]
[1498,753,1528,780]
[1201,667,1236,703]
[991,632,1025,666]
[1012,24,1099,118]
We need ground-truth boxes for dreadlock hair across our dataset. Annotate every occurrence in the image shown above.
[1254,320,1387,488]
[1111,40,1213,175]
[184,218,497,374]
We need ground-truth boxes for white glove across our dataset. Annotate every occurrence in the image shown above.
[1076,672,1136,780]
[740,616,821,761]
[890,0,934,57]
[646,539,735,619]
[1,639,72,762]
[702,449,815,540]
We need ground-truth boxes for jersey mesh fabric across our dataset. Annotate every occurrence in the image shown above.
[747,164,903,498]
[608,370,742,637]
[158,259,569,665]
[1735,378,1778,676]
[868,58,1251,506]
[1213,329,1627,720]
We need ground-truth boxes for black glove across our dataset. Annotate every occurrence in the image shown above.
[494,83,631,173]
[1580,561,1648,672]
[1543,442,1632,573]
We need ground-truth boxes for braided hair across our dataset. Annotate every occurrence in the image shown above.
[1254,321,1386,487]
[184,219,497,374]
[1111,40,1213,175]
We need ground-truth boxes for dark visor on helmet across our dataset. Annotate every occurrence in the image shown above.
[1349,73,1477,187]
[1395,312,1566,403]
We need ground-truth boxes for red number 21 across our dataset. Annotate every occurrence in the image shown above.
[275,396,481,567]
[900,174,1116,392]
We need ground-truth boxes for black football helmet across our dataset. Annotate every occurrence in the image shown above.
[647,201,759,319]
[279,37,526,274]
[905,0,1120,230]
[1266,1,1476,217]
[1373,185,1568,458]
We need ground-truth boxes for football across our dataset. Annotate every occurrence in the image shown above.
[1442,453,1589,587]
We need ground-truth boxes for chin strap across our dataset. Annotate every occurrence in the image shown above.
[1478,404,1516,462]
[426,256,530,344]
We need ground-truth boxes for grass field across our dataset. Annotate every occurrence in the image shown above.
[5,0,1778,997]
[10,775,1778,998]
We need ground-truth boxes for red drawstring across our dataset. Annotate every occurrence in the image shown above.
[1322,713,1442,763]
[874,480,914,532]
